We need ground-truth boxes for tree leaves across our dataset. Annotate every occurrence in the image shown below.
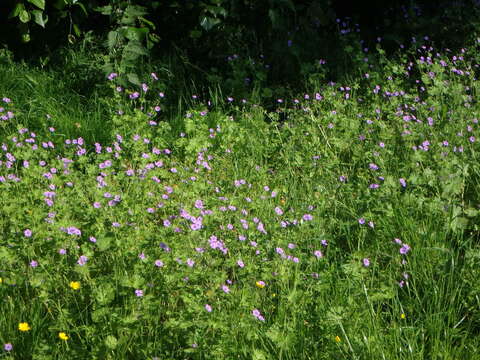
[27,0,45,11]
[200,16,221,31]
[19,9,31,24]
[32,10,48,28]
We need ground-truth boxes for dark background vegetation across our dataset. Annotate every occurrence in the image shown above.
[1,0,479,101]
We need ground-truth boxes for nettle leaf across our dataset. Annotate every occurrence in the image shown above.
[95,5,112,15]
[121,6,149,26]
[138,16,155,29]
[107,30,122,50]
[27,0,45,10]
[122,27,149,42]
[123,40,149,56]
[126,73,141,86]
[125,5,148,17]
[31,10,48,28]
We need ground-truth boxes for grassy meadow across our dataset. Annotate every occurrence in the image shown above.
[1,36,480,359]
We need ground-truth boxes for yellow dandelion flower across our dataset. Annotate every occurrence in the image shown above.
[335,335,341,343]
[400,313,406,320]
[69,281,81,290]
[0,277,3,284]
[58,332,69,341]
[18,322,31,332]
[255,281,266,289]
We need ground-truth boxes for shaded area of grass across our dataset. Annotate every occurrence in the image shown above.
[0,50,112,146]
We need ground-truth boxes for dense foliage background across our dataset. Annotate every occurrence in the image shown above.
[2,0,480,97]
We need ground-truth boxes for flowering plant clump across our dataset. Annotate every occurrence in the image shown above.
[1,30,480,359]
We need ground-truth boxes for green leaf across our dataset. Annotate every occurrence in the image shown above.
[138,16,155,29]
[124,5,148,17]
[190,29,202,39]
[0,247,16,265]
[95,5,112,15]
[92,307,110,323]
[95,283,115,305]
[96,236,112,251]
[31,10,48,28]
[107,30,122,50]
[252,349,267,360]
[27,0,45,10]
[21,32,31,43]
[127,73,141,86]
[123,27,149,42]
[9,2,25,18]
[73,23,81,37]
[369,286,395,302]
[19,10,31,23]
[105,335,118,349]
[464,208,479,217]
[450,216,469,231]
[148,33,161,43]
[123,40,149,56]
[199,16,221,31]
[53,0,66,10]
[75,2,88,16]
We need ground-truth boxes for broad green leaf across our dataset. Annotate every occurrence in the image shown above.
[19,10,31,23]
[95,5,112,15]
[127,73,141,86]
[123,41,149,56]
[9,2,25,18]
[27,0,45,10]
[29,275,44,287]
[96,236,112,251]
[123,27,149,42]
[450,216,469,231]
[107,30,122,50]
[21,32,31,43]
[138,16,155,29]
[124,5,148,17]
[200,16,221,31]
[31,10,47,28]
[94,283,115,305]
[464,208,479,217]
